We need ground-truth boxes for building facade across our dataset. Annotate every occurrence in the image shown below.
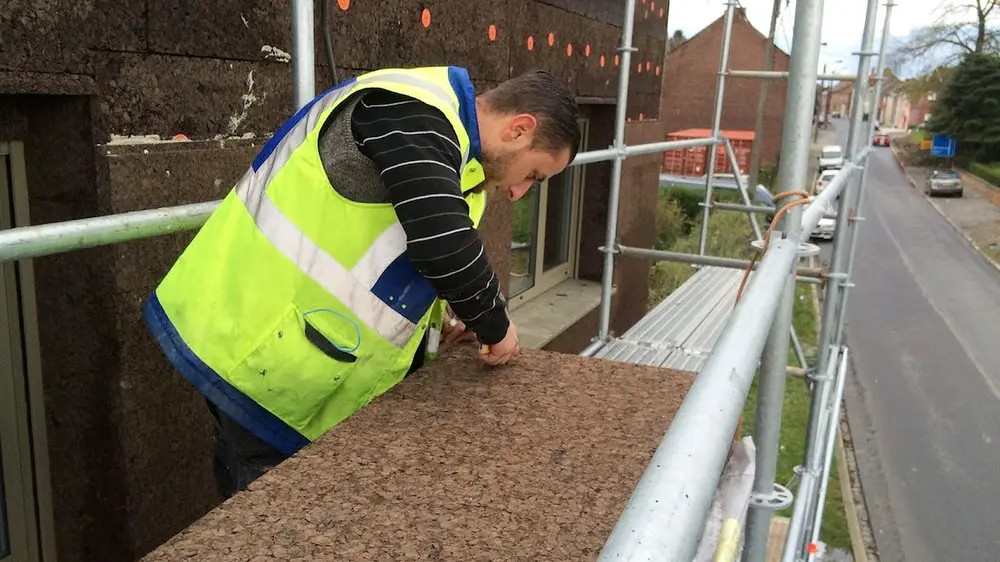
[0,2,670,560]
[658,8,791,168]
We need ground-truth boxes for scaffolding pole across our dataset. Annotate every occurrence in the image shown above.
[596,238,801,561]
[727,70,858,82]
[0,139,721,264]
[614,245,824,282]
[291,0,316,109]
[594,0,639,343]
[801,0,881,552]
[697,0,737,256]
[833,0,896,347]
[741,0,826,553]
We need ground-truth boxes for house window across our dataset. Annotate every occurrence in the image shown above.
[508,119,588,309]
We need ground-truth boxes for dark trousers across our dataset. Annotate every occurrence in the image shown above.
[206,334,428,498]
[206,399,288,499]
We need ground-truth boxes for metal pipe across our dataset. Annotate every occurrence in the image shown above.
[744,267,798,562]
[741,0,825,552]
[623,137,720,158]
[833,0,896,346]
[0,136,724,264]
[727,70,858,82]
[714,202,838,220]
[0,202,220,262]
[791,325,808,368]
[570,137,719,167]
[291,0,316,110]
[804,0,880,547]
[579,339,608,357]
[596,238,800,561]
[615,245,824,280]
[800,163,859,234]
[722,139,813,366]
[781,346,841,562]
[722,138,765,241]
[807,347,851,561]
[595,0,638,342]
[697,0,737,256]
[714,202,775,215]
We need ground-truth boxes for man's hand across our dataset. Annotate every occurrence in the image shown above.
[480,322,520,366]
[443,307,477,346]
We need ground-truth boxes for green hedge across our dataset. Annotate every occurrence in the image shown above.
[969,162,1000,187]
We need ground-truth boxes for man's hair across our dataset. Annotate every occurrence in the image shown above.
[480,70,581,161]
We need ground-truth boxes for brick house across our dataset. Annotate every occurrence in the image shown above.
[828,81,855,119]
[658,8,791,167]
[0,1,671,561]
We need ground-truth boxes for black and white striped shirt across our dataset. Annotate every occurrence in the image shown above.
[349,88,509,345]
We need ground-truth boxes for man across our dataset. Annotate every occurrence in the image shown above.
[142,66,580,498]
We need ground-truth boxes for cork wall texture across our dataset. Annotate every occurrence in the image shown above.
[0,0,668,141]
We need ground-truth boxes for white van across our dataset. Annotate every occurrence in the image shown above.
[819,145,844,171]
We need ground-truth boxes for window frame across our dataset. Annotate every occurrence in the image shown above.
[508,119,589,310]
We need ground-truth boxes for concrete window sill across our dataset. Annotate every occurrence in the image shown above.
[509,279,614,350]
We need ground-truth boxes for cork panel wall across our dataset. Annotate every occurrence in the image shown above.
[147,0,293,61]
[141,347,694,562]
[615,119,662,328]
[2,96,129,562]
[95,54,295,141]
[0,0,93,74]
[379,0,512,81]
[97,140,261,557]
[90,0,147,52]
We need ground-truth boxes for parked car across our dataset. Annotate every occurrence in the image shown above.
[925,169,963,197]
[818,145,844,171]
[873,133,890,146]
[810,200,838,241]
[814,169,839,195]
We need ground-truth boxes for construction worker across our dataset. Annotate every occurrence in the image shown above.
[142,67,580,498]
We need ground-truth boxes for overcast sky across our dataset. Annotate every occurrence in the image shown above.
[669,0,953,78]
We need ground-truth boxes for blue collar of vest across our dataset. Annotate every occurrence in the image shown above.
[447,66,483,163]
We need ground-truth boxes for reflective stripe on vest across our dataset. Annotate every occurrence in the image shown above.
[235,71,472,348]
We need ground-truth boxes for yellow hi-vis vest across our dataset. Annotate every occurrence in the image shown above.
[143,67,488,455]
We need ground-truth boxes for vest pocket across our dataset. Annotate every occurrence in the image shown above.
[239,304,361,433]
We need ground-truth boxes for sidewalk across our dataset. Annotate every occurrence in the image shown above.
[890,146,1000,271]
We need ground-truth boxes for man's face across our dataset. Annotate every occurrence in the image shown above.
[479,113,573,201]
[481,145,572,201]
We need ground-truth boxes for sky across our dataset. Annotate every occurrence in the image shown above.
[669,0,956,79]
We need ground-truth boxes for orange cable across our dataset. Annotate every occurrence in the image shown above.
[735,194,813,302]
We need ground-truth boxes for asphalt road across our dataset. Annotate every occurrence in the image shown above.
[816,120,1000,561]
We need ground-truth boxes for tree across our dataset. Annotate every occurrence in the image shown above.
[667,30,687,53]
[926,52,1000,160]
[902,65,956,102]
[891,0,1000,74]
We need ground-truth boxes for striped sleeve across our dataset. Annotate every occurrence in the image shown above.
[350,88,510,346]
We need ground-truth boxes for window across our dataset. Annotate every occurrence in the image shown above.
[508,120,588,309]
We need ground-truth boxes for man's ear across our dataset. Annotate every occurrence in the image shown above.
[507,114,538,144]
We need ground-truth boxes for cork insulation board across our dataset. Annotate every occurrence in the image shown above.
[141,346,694,561]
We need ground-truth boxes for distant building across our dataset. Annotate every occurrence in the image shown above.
[658,8,791,167]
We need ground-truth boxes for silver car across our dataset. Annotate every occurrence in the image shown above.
[925,169,963,197]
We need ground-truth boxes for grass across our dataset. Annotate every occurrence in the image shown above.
[740,284,851,551]
[909,129,927,144]
[648,189,852,551]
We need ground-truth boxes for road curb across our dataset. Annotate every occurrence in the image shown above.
[806,256,869,562]
[889,145,1000,276]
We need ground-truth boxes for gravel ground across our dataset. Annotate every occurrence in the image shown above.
[903,166,1000,268]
